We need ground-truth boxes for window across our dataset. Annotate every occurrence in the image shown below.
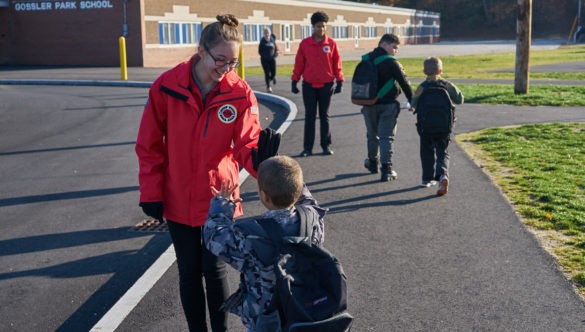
[183,23,202,44]
[244,24,273,42]
[395,26,403,37]
[406,25,414,37]
[353,25,361,39]
[383,26,394,35]
[331,25,348,39]
[300,25,312,39]
[159,22,201,45]
[364,26,377,38]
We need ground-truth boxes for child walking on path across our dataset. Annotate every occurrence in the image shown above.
[410,56,464,196]
[203,156,326,331]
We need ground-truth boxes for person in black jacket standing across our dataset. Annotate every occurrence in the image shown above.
[258,28,278,93]
[361,33,414,182]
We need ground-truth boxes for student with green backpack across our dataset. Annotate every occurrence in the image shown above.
[353,33,414,182]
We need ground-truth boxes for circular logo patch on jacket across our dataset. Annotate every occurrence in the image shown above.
[218,104,237,124]
[323,45,331,53]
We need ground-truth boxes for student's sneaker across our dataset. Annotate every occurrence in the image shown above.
[437,175,449,196]
[272,77,277,85]
[364,158,378,174]
[267,86,273,93]
[419,180,437,188]
[380,163,397,182]
[299,149,312,157]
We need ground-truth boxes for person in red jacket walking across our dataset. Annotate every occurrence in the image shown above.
[135,14,279,332]
[291,11,344,157]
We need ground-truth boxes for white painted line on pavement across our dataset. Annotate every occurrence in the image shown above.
[90,245,176,331]
[90,91,297,331]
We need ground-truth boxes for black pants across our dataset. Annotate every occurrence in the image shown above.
[419,133,450,182]
[260,58,276,88]
[302,81,334,152]
[167,220,229,332]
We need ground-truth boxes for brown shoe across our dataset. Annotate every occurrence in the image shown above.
[437,175,449,196]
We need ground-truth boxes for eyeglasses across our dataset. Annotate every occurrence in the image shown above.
[205,46,240,69]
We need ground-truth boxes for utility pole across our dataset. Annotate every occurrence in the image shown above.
[514,0,532,94]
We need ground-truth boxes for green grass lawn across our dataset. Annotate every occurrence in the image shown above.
[460,84,585,106]
[456,123,585,298]
[246,44,585,107]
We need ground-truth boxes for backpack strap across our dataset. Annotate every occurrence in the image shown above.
[258,205,320,246]
[372,54,396,99]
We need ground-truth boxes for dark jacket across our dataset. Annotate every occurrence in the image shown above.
[258,37,278,61]
[369,46,413,104]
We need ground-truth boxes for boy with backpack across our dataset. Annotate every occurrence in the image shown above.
[410,56,464,196]
[204,155,352,332]
[351,33,414,182]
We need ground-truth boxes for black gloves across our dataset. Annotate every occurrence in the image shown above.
[334,81,343,94]
[291,81,300,94]
[252,127,281,171]
[139,201,163,223]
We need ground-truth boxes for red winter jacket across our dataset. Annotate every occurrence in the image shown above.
[136,56,261,227]
[291,35,344,88]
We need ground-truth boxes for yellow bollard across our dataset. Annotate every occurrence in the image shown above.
[237,45,245,80]
[568,15,578,44]
[119,36,128,81]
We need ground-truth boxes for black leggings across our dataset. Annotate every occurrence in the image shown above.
[167,220,230,332]
[261,58,276,87]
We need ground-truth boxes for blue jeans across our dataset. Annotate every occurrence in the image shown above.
[167,220,230,332]
[361,102,400,165]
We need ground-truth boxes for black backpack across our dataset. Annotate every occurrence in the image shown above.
[414,80,455,134]
[351,53,396,106]
[237,205,353,332]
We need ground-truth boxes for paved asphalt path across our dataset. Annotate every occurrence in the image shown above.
[1,40,585,331]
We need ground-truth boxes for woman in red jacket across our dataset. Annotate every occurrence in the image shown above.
[291,11,344,157]
[135,14,278,332]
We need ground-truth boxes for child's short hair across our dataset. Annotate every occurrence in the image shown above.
[258,156,303,208]
[379,33,400,47]
[423,56,443,76]
[311,11,329,25]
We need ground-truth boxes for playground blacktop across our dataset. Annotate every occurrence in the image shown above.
[1,40,585,331]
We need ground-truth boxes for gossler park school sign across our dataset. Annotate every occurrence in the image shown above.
[13,0,114,11]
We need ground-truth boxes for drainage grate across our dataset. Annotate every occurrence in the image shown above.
[132,219,168,232]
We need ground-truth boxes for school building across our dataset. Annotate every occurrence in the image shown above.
[0,0,440,67]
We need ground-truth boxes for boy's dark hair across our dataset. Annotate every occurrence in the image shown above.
[258,156,303,208]
[311,11,329,25]
[424,56,443,76]
[378,33,400,47]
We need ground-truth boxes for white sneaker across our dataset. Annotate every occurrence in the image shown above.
[267,86,273,93]
[419,180,437,188]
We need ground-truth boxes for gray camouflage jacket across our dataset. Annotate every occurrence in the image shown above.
[203,185,326,330]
